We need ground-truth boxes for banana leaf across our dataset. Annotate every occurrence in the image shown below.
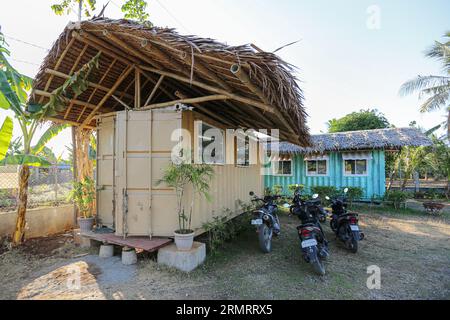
[0,154,52,167]
[0,116,13,160]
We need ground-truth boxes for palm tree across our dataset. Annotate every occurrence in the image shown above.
[400,32,450,139]
[0,29,100,245]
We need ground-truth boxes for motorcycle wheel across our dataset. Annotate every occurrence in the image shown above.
[330,219,337,232]
[258,224,272,253]
[311,258,326,276]
[347,236,358,253]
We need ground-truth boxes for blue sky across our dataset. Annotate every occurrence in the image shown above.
[0,0,449,158]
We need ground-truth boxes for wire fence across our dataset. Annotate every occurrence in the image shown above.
[0,165,74,212]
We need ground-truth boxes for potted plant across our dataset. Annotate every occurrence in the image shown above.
[158,162,214,251]
[69,176,96,233]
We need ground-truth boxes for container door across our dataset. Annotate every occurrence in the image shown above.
[115,110,153,237]
[96,114,116,228]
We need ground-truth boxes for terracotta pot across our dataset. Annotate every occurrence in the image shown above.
[174,230,195,251]
[78,217,95,233]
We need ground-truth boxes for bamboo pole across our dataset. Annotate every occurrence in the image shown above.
[139,65,275,113]
[34,89,100,110]
[100,30,165,70]
[144,75,165,106]
[38,37,76,103]
[141,94,229,110]
[135,68,141,109]
[44,68,133,100]
[230,64,297,136]
[77,58,118,122]
[80,66,134,129]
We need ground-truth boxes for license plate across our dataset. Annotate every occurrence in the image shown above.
[350,225,359,231]
[301,239,317,248]
[251,219,263,225]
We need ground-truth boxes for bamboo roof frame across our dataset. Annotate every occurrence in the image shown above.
[31,18,310,145]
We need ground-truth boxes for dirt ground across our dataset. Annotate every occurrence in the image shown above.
[0,209,449,300]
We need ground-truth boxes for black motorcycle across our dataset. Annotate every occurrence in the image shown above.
[326,188,364,253]
[249,191,281,253]
[289,187,329,275]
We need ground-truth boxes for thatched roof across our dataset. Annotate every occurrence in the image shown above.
[30,17,310,145]
[270,128,432,154]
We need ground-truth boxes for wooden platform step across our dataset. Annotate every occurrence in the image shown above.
[82,232,172,252]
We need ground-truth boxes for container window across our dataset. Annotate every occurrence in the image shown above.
[197,121,225,164]
[236,134,250,167]
[344,159,368,176]
[273,160,292,176]
[306,160,328,176]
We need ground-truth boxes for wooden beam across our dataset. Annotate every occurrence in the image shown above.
[80,66,134,128]
[100,30,165,70]
[112,95,132,109]
[68,44,89,75]
[139,65,275,113]
[169,49,233,92]
[77,58,118,122]
[141,71,176,99]
[72,31,138,66]
[47,117,95,130]
[141,95,229,110]
[135,68,141,109]
[38,37,76,103]
[144,75,165,106]
[34,89,99,110]
[230,64,297,137]
[174,91,235,127]
[44,68,133,100]
[64,101,75,120]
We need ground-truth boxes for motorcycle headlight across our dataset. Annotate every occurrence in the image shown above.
[263,215,269,220]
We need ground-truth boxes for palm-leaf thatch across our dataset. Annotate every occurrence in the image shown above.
[270,128,432,154]
[30,17,310,145]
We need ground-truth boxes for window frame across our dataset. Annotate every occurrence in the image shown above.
[305,159,329,176]
[343,158,369,177]
[196,120,225,165]
[272,159,293,176]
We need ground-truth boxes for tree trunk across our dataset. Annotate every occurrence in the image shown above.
[12,165,30,245]
[387,168,397,192]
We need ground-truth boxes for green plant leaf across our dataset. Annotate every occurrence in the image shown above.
[31,124,69,155]
[0,154,52,167]
[0,116,13,160]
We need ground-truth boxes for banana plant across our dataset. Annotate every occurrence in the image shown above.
[0,116,13,161]
[0,29,100,245]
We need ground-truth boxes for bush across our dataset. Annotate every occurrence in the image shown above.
[310,186,339,199]
[202,205,253,254]
[345,187,364,208]
[384,190,412,209]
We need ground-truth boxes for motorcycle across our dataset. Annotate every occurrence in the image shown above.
[326,188,364,253]
[288,187,329,275]
[249,191,281,253]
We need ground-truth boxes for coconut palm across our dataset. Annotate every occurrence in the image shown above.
[400,32,450,139]
[0,29,100,245]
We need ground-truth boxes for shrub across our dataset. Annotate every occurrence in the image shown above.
[384,190,412,209]
[311,186,339,199]
[344,187,364,208]
[272,184,283,195]
[288,184,304,195]
[202,205,253,254]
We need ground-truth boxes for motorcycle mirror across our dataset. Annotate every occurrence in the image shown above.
[312,193,319,199]
[283,203,290,208]
[325,196,330,200]
[249,191,255,196]
[344,188,349,193]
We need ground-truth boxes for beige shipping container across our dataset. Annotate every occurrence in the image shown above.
[96,107,263,238]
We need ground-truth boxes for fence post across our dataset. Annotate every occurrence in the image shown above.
[54,165,58,205]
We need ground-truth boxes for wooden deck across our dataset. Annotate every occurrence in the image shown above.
[83,232,172,252]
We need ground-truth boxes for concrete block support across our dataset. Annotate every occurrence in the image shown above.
[99,244,114,258]
[157,242,206,272]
